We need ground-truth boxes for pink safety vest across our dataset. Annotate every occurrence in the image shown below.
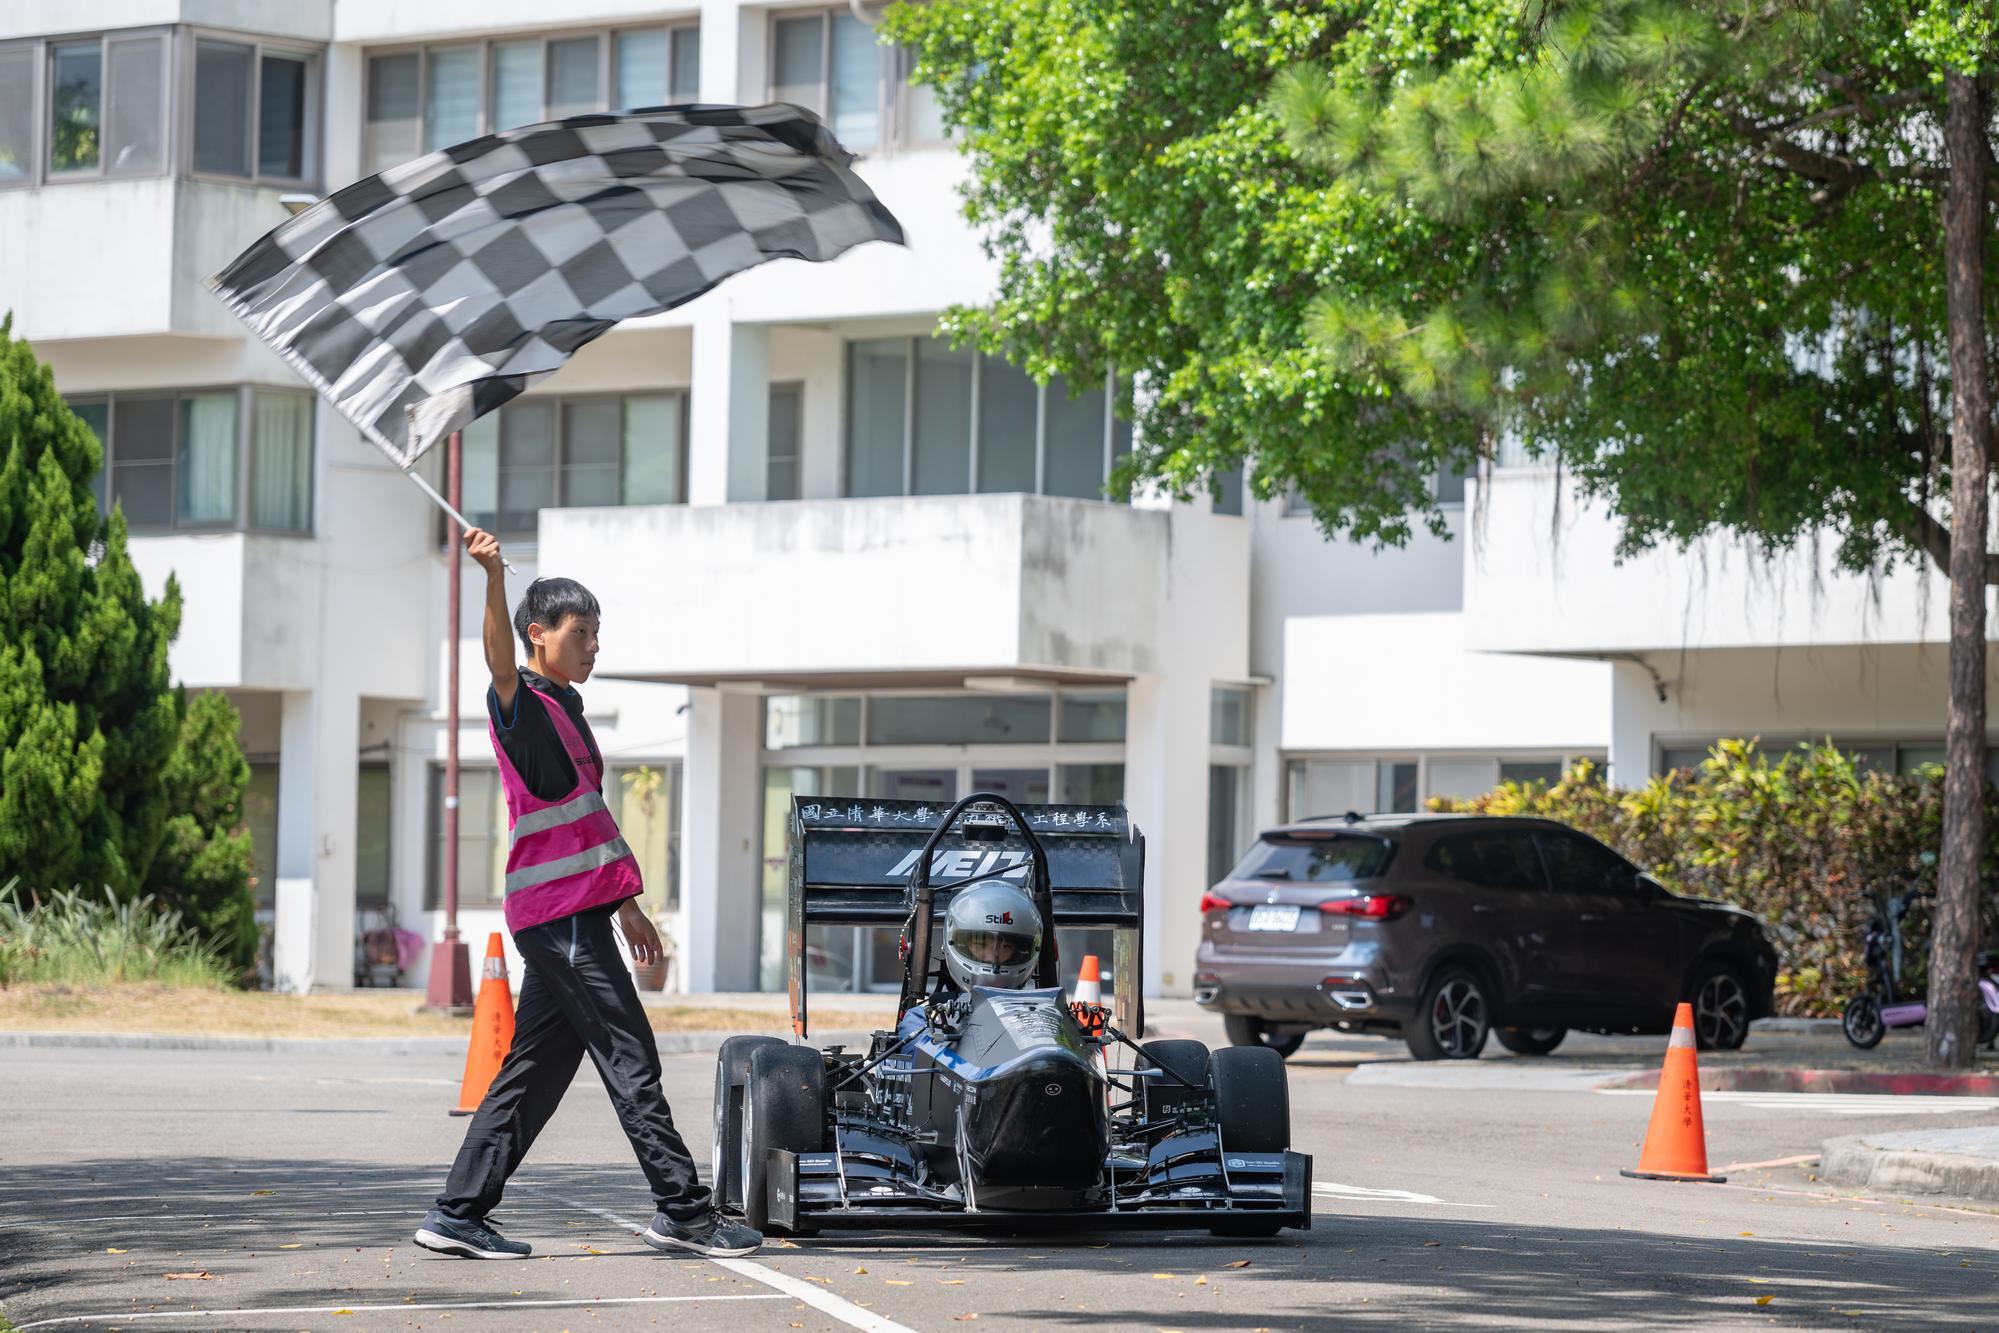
[489,680,643,934]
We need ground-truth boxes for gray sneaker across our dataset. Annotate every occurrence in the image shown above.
[413,1209,531,1259]
[642,1210,763,1257]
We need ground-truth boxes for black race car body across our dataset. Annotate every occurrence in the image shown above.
[714,794,1313,1234]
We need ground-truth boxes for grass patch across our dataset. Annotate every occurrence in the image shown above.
[0,983,889,1039]
[0,885,235,987]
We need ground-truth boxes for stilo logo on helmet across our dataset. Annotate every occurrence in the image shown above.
[985,911,1014,925]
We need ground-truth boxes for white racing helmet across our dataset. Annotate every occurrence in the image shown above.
[941,881,1043,991]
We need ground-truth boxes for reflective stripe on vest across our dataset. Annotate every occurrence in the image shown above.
[505,833,637,895]
[509,787,610,840]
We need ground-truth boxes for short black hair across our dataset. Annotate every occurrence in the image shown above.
[514,577,601,651]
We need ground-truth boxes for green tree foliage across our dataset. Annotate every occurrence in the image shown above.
[1437,743,1979,1018]
[884,0,1520,541]
[0,317,255,974]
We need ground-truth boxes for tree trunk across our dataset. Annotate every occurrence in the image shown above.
[1929,71,1990,1070]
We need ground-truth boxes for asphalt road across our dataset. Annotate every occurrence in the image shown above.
[4,1026,1996,1332]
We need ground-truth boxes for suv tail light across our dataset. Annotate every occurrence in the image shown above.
[1197,892,1233,915]
[1318,893,1413,921]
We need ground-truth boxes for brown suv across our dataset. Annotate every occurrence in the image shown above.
[1192,814,1777,1060]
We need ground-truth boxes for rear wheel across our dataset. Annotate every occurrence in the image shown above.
[1494,1026,1567,1056]
[712,1036,783,1214]
[1692,963,1751,1051]
[1138,1039,1211,1123]
[741,1045,827,1234]
[1208,1045,1289,1153]
[1405,967,1490,1061]
[1842,995,1885,1050]
[1223,1014,1306,1059]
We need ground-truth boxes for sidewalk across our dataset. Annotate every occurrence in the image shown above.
[1820,1127,1999,1205]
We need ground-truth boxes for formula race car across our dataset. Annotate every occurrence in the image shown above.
[710,793,1313,1235]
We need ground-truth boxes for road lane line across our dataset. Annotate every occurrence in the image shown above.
[527,1189,920,1333]
[12,1293,787,1329]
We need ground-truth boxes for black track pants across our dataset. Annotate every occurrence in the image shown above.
[436,901,711,1223]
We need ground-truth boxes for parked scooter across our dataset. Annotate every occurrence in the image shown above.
[1842,884,1999,1049]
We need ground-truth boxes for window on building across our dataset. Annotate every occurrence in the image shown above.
[867,695,1052,746]
[427,767,508,910]
[243,761,280,909]
[367,25,700,175]
[48,32,168,178]
[1057,763,1124,805]
[1207,763,1252,887]
[1210,686,1253,747]
[769,8,944,153]
[845,338,1126,502]
[1211,466,1243,517]
[1058,691,1126,743]
[1499,760,1564,789]
[355,765,393,910]
[65,388,315,535]
[612,762,682,918]
[192,38,317,183]
[768,383,803,500]
[0,48,35,184]
[459,392,687,540]
[765,696,863,749]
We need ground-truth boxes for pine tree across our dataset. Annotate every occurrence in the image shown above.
[0,315,255,973]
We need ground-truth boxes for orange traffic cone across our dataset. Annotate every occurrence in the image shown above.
[1620,1001,1725,1183]
[1073,954,1103,1006]
[450,934,516,1117]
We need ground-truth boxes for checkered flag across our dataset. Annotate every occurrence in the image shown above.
[208,104,905,469]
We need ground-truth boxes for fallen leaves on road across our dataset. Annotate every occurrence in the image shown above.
[854,1266,868,1274]
[162,1271,211,1280]
[952,1315,979,1322]
[250,1189,276,1196]
[1423,1241,1440,1248]
[937,1279,965,1285]
[802,1275,832,1284]
[277,1243,302,1250]
[1224,1260,1251,1269]
[105,1247,127,1254]
[1151,1272,1174,1279]
[1194,1276,1209,1286]
[1754,1296,1775,1306]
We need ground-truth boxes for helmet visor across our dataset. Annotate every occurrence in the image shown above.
[948,927,1034,966]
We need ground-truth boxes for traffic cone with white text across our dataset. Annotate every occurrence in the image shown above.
[450,933,516,1116]
[1620,1001,1725,1183]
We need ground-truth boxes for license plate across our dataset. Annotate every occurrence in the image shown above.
[1247,905,1301,932]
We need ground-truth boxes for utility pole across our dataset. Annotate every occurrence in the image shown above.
[424,429,474,1014]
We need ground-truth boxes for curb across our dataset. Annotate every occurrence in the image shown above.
[0,1028,879,1056]
[1599,1066,1999,1096]
[1820,1134,1999,1203]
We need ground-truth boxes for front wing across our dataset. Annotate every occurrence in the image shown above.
[760,1139,1313,1232]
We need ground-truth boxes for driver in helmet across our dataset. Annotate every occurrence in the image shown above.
[941,881,1043,992]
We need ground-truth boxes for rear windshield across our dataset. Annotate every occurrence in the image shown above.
[1229,834,1395,883]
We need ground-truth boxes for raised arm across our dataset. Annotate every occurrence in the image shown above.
[464,528,517,714]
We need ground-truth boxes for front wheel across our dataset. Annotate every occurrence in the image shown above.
[712,1036,783,1214]
[1494,1025,1567,1056]
[1405,967,1490,1061]
[1691,964,1751,1051]
[1223,1014,1306,1059]
[741,1045,827,1234]
[1842,995,1885,1049]
[1209,1045,1289,1153]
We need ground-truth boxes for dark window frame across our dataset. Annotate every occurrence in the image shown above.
[182,28,322,189]
[65,385,315,537]
[766,6,943,156]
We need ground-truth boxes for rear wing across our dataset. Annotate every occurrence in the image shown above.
[787,795,1145,1036]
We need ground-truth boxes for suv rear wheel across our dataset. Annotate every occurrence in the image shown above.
[1223,1014,1306,1059]
[1405,966,1490,1061]
[1691,962,1751,1051]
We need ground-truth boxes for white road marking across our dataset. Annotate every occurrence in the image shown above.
[12,1293,786,1329]
[1596,1090,1999,1116]
[1313,1182,1494,1208]
[529,1190,920,1333]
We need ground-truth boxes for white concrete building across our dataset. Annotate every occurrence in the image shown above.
[1,1,1961,997]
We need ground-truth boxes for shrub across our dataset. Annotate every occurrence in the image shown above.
[1431,741,1982,1017]
[0,881,233,988]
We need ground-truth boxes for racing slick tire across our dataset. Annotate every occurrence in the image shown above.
[1405,965,1491,1061]
[1137,1039,1211,1124]
[1207,1046,1291,1237]
[743,1045,828,1235]
[1209,1046,1288,1153]
[1223,1014,1306,1059]
[713,1035,784,1214]
[1493,1025,1567,1056]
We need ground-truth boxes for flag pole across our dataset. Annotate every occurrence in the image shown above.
[406,465,515,573]
[423,428,475,1015]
